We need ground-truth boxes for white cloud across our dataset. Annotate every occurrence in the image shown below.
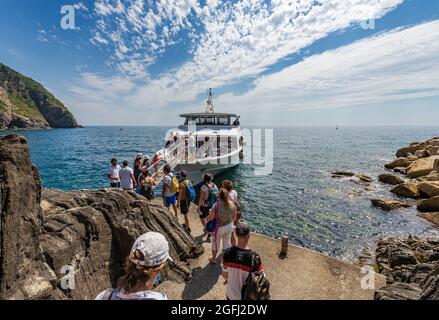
[124,0,404,106]
[91,0,203,79]
[214,20,439,114]
[73,2,89,11]
[68,19,439,125]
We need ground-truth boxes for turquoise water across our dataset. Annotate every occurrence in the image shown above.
[4,126,439,260]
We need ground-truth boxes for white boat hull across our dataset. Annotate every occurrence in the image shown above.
[176,162,239,185]
[175,149,242,185]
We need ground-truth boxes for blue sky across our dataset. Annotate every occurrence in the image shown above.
[0,0,439,126]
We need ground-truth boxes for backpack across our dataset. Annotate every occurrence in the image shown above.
[241,253,270,300]
[167,174,179,194]
[206,183,219,207]
[182,180,196,202]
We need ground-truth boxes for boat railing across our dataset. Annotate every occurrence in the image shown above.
[146,141,241,186]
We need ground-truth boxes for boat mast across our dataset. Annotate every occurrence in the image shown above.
[205,88,214,114]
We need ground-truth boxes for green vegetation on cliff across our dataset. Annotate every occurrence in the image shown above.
[0,63,79,129]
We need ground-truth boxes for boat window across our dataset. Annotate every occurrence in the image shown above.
[186,117,199,125]
[202,116,215,125]
[216,116,230,125]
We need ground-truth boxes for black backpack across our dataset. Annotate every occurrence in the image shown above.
[241,252,270,300]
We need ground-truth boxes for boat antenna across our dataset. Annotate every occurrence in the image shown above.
[205,88,214,114]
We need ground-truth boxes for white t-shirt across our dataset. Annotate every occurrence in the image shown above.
[95,289,167,300]
[108,165,121,183]
[119,167,134,189]
[163,173,176,197]
[228,190,238,203]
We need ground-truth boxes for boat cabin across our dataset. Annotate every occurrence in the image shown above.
[179,113,240,129]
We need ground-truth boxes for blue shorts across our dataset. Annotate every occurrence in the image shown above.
[165,194,177,207]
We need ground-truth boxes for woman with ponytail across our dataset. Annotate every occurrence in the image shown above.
[207,188,237,264]
[95,232,172,300]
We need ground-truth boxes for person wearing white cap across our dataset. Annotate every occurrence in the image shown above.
[95,232,172,300]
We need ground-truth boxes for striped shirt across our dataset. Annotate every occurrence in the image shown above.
[222,247,263,300]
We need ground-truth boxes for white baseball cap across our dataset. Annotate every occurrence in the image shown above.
[130,232,173,267]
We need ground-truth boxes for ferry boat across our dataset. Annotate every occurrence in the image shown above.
[160,89,244,185]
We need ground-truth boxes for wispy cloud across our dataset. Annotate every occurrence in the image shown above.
[214,20,439,114]
[85,0,403,105]
[67,18,439,125]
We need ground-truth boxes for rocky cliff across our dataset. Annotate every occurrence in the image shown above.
[0,64,79,129]
[0,135,203,299]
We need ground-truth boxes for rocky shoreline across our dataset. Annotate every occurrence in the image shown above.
[1,134,438,300]
[0,135,203,299]
[333,136,439,300]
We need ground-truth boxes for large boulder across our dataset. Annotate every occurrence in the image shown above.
[0,135,204,300]
[414,149,430,159]
[396,139,439,158]
[418,213,439,228]
[378,173,404,186]
[371,198,411,211]
[0,135,47,299]
[390,182,420,199]
[385,158,412,169]
[417,171,439,182]
[418,196,439,212]
[426,146,439,157]
[407,156,439,179]
[418,181,439,198]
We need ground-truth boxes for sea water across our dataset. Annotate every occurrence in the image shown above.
[4,126,439,260]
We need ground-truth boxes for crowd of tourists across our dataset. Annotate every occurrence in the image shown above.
[101,156,269,301]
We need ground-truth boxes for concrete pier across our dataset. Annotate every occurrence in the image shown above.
[155,199,386,300]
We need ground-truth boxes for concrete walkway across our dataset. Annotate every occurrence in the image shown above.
[155,199,385,300]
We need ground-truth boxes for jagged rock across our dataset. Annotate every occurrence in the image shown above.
[331,171,355,178]
[414,149,429,159]
[418,196,439,212]
[426,146,439,157]
[355,173,372,183]
[0,135,203,300]
[421,264,439,300]
[375,283,422,300]
[393,167,407,174]
[396,141,434,158]
[378,173,404,186]
[374,236,439,300]
[385,158,412,169]
[407,156,439,179]
[390,182,420,199]
[418,181,439,198]
[371,199,411,211]
[418,213,439,228]
[417,171,439,182]
[0,134,45,299]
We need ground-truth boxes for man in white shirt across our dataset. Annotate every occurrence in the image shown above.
[119,160,137,190]
[108,158,121,188]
